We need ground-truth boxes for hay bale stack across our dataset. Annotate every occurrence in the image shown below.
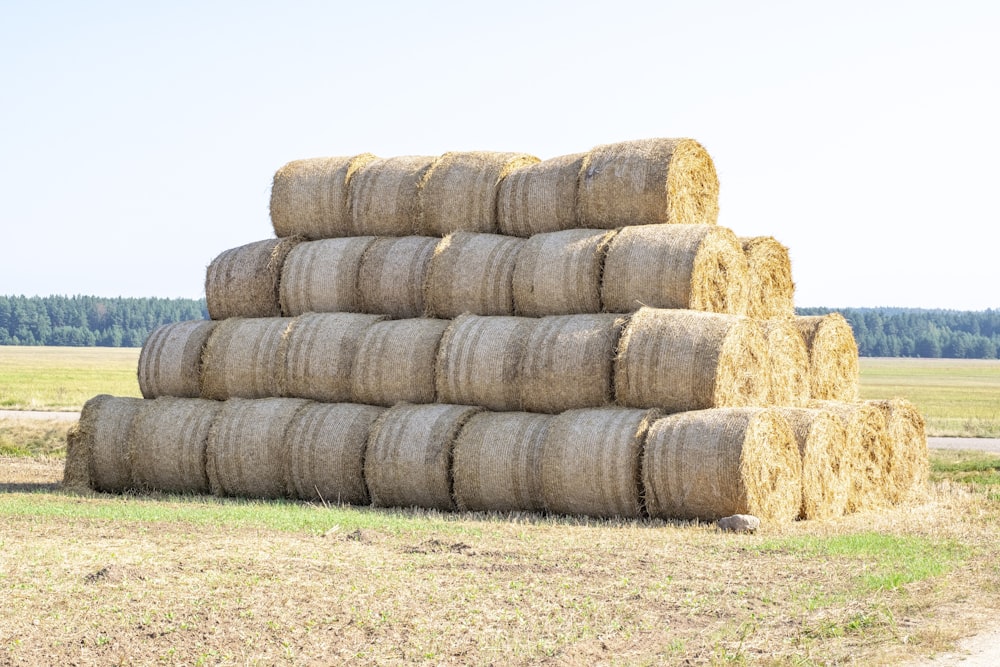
[350,318,449,407]
[417,151,539,236]
[512,228,614,317]
[205,237,302,320]
[601,224,749,315]
[815,400,891,513]
[200,317,293,400]
[269,154,378,239]
[64,395,144,493]
[541,407,659,519]
[129,397,221,494]
[349,155,435,236]
[497,153,586,236]
[869,398,929,503]
[740,236,795,319]
[425,233,524,318]
[614,308,770,413]
[643,408,802,522]
[577,138,719,228]
[452,411,552,513]
[520,314,623,413]
[795,314,860,402]
[279,237,376,316]
[138,320,217,399]
[760,318,810,407]
[364,403,482,511]
[206,397,309,499]
[774,407,852,520]
[356,236,437,319]
[285,402,385,504]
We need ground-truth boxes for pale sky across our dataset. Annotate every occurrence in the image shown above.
[2,1,998,309]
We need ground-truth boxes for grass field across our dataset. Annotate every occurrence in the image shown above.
[0,346,140,411]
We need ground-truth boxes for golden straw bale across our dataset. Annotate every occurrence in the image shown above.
[66,395,144,493]
[760,318,810,407]
[269,154,377,239]
[356,236,437,319]
[774,407,852,520]
[424,232,524,319]
[200,317,293,400]
[205,237,302,320]
[129,397,221,495]
[512,228,614,317]
[739,236,796,319]
[796,314,860,401]
[138,320,217,399]
[349,156,435,236]
[279,237,375,316]
[496,153,586,236]
[350,318,449,407]
[813,400,891,513]
[869,398,929,504]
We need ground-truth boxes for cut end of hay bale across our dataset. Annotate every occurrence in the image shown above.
[349,155,435,236]
[868,398,929,504]
[205,237,303,320]
[796,314,860,401]
[740,236,796,319]
[424,232,524,319]
[75,394,145,494]
[497,152,586,237]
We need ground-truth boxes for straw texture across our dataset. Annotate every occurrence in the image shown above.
[350,318,449,406]
[129,397,221,494]
[496,152,586,236]
[774,407,851,520]
[356,236,437,319]
[269,154,377,239]
[796,314,860,401]
[870,398,929,504]
[76,395,144,493]
[425,232,524,318]
[138,320,217,399]
[279,237,375,316]
[200,317,293,400]
[740,236,796,319]
[205,237,301,320]
[349,155,435,236]
[512,228,614,317]
[815,400,891,513]
[760,318,810,407]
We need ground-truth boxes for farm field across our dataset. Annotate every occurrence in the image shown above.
[0,346,140,411]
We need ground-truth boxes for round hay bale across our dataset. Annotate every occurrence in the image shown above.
[452,411,552,513]
[869,398,929,504]
[349,155,435,236]
[643,408,802,522]
[577,138,719,228]
[279,237,376,316]
[281,312,387,402]
[138,320,217,399]
[435,314,537,411]
[356,236,437,319]
[760,318,810,407]
[269,154,378,239]
[350,318,449,406]
[75,395,144,493]
[63,422,91,490]
[740,236,796,319]
[129,397,222,494]
[512,228,614,317]
[601,224,749,315]
[795,314,860,401]
[417,151,540,236]
[520,314,624,414]
[364,403,482,511]
[424,233,525,319]
[614,308,770,413]
[285,402,385,504]
[206,397,310,499]
[496,152,586,237]
[814,400,891,513]
[774,407,852,520]
[205,237,302,320]
[200,317,293,400]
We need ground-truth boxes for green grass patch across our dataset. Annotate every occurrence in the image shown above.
[0,346,141,411]
[929,449,1000,491]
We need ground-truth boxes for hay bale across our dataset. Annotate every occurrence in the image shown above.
[512,228,614,317]
[601,224,749,315]
[138,320,217,399]
[435,314,537,411]
[496,152,586,236]
[774,407,852,520]
[614,308,770,413]
[205,237,302,320]
[643,407,802,522]
[815,400,891,513]
[279,237,376,316]
[760,318,810,407]
[350,318,449,406]
[285,402,385,504]
[68,395,144,493]
[206,397,310,499]
[452,411,552,513]
[349,155,435,236]
[200,317,293,400]
[269,154,378,239]
[424,233,524,319]
[356,236,437,319]
[740,236,795,319]
[417,151,539,236]
[577,138,719,228]
[520,314,623,413]
[364,403,482,511]
[129,397,222,494]
[63,422,91,490]
[281,312,387,402]
[869,398,929,504]
[796,314,860,401]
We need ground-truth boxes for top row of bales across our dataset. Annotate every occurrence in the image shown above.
[269,138,720,240]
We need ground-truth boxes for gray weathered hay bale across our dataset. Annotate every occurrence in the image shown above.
[138,320,218,399]
[760,318,810,407]
[205,237,302,320]
[129,397,222,494]
[356,236,437,319]
[206,397,310,499]
[435,314,537,411]
[520,314,624,413]
[814,400,891,513]
[269,154,378,239]
[281,312,387,402]
[63,422,91,490]
[417,151,539,236]
[350,318,449,406]
[200,317,293,400]
[364,403,482,511]
[541,407,659,519]
[869,398,929,504]
[279,237,376,316]
[285,402,385,504]
[601,224,749,315]
[68,395,144,493]
[512,228,615,317]
[796,314,860,401]
[577,138,719,228]
[643,408,802,523]
[349,155,435,236]
[452,411,552,513]
[496,152,586,236]
[774,407,851,520]
[740,236,796,319]
[614,308,770,413]
[424,232,524,319]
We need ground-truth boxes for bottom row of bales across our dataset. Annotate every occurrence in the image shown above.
[64,395,928,524]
